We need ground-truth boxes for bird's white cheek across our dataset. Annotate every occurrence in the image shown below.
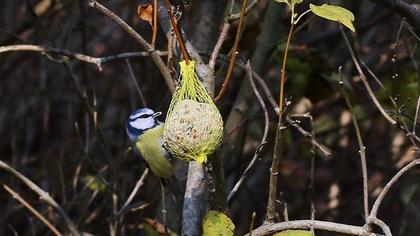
[130,118,155,130]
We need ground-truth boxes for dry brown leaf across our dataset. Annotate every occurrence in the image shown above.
[137,3,153,26]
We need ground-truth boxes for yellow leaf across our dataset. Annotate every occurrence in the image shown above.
[273,230,313,236]
[309,4,355,32]
[137,3,153,26]
[82,175,107,192]
[202,211,235,236]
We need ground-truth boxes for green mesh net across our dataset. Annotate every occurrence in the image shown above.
[163,60,223,164]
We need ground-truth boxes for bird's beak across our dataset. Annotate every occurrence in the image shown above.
[152,111,162,118]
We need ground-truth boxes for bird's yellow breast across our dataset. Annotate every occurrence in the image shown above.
[135,124,174,178]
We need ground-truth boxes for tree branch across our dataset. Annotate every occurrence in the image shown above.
[3,184,63,236]
[246,220,377,236]
[369,158,420,218]
[340,27,420,144]
[0,44,168,70]
[88,0,175,93]
[227,61,269,202]
[0,160,81,236]
[181,163,208,236]
[369,0,420,33]
[227,0,262,22]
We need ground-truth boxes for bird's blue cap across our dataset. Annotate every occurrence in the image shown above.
[126,108,162,142]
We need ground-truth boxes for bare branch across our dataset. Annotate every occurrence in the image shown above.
[0,44,168,70]
[0,160,81,236]
[182,163,207,236]
[340,27,396,125]
[285,116,332,158]
[227,0,262,22]
[209,22,230,71]
[246,220,376,236]
[3,184,63,236]
[209,0,263,72]
[367,217,392,236]
[414,95,420,134]
[338,66,369,219]
[88,0,175,93]
[227,61,269,202]
[125,59,148,107]
[265,112,284,223]
[369,0,420,33]
[210,54,331,157]
[369,158,420,218]
[215,0,248,101]
[340,27,420,144]
[113,168,149,220]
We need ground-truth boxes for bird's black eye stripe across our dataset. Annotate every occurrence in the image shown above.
[139,114,150,119]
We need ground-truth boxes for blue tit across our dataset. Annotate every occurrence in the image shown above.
[126,108,175,179]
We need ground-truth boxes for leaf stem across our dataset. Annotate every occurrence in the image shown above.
[279,23,294,114]
[214,0,248,101]
[152,0,158,45]
[266,22,294,224]
[162,0,190,64]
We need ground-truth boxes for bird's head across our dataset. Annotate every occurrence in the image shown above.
[126,108,162,142]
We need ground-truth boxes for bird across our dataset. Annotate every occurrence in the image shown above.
[126,108,182,233]
[126,108,175,179]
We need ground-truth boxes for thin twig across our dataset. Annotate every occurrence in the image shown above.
[209,22,230,71]
[340,27,396,125]
[0,44,101,68]
[3,184,63,236]
[215,0,248,101]
[162,0,190,63]
[341,27,420,144]
[369,158,420,218]
[88,0,175,93]
[285,116,332,157]
[227,61,269,202]
[360,60,397,107]
[227,0,262,22]
[338,66,369,219]
[279,23,294,112]
[160,181,169,236]
[413,94,420,134]
[360,60,418,146]
[0,160,81,236]
[0,44,168,70]
[125,59,148,107]
[246,220,376,236]
[210,0,262,72]
[266,21,295,223]
[366,217,392,236]
[211,54,331,157]
[369,0,420,34]
[62,61,114,167]
[249,212,256,236]
[265,117,284,223]
[152,0,158,45]
[113,168,149,220]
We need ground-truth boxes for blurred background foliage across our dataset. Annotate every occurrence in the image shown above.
[1,0,420,235]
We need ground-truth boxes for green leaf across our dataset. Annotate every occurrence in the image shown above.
[202,211,235,236]
[82,175,107,192]
[273,230,313,236]
[274,0,303,6]
[309,4,355,32]
[291,0,303,4]
[274,0,289,4]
